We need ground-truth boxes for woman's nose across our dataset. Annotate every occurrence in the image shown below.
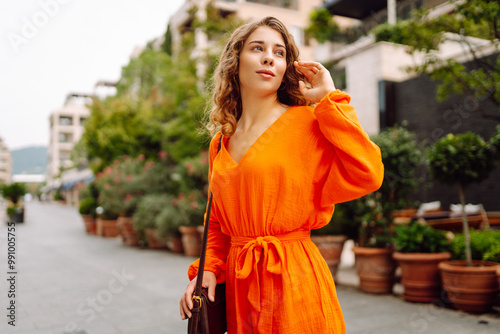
[262,54,274,66]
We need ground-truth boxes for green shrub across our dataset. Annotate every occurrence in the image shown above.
[79,198,97,216]
[6,205,18,218]
[451,229,500,262]
[394,221,450,253]
[1,183,27,204]
[132,194,171,232]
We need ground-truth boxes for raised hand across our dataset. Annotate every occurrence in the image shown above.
[294,61,336,103]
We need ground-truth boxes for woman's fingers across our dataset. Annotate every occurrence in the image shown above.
[179,271,218,320]
[179,280,196,320]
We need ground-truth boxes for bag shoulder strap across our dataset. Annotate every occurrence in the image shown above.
[193,133,223,298]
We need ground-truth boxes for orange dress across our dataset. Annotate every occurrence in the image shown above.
[188,90,384,333]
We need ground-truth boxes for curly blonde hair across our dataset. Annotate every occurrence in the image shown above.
[207,16,310,137]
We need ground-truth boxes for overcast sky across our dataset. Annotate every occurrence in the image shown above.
[0,0,185,151]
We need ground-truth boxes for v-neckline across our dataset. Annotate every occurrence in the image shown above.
[223,106,294,166]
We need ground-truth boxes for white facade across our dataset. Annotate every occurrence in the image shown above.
[46,94,92,189]
[0,137,12,185]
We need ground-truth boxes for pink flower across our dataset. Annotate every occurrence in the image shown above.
[125,194,133,202]
[188,194,195,202]
[114,176,120,183]
[186,163,193,173]
[201,157,208,164]
[172,199,179,207]
[104,166,112,175]
[179,193,185,201]
[123,154,129,160]
[97,172,103,179]
[126,174,133,182]
[139,154,145,161]
[190,202,198,210]
[104,183,110,190]
[158,151,168,159]
[114,159,120,166]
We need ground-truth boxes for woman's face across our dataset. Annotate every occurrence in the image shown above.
[238,26,287,96]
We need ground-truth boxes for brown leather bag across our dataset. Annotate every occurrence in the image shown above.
[188,135,227,334]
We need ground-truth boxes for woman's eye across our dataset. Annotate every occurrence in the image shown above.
[275,50,285,56]
[252,46,263,51]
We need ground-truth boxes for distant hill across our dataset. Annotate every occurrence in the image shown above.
[11,146,47,175]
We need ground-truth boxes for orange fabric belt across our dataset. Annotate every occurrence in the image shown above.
[231,230,310,330]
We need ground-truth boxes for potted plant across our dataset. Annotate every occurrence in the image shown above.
[1,183,27,223]
[78,182,98,234]
[156,199,185,254]
[427,131,500,313]
[175,191,206,257]
[352,125,424,294]
[392,221,451,302]
[79,197,97,234]
[311,206,348,279]
[132,194,171,249]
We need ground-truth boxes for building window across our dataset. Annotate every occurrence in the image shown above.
[246,0,297,10]
[79,117,87,125]
[59,116,73,126]
[329,67,347,91]
[59,133,72,143]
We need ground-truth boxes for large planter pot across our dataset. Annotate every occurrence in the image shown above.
[352,246,397,294]
[81,214,96,235]
[311,235,347,278]
[393,251,451,303]
[117,216,138,246]
[96,218,120,237]
[179,225,202,257]
[166,235,184,254]
[439,260,500,313]
[145,228,167,249]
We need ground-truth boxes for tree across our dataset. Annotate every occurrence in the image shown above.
[305,8,339,44]
[427,131,498,266]
[373,0,500,121]
[1,183,27,204]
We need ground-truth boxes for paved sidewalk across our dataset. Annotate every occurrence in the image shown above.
[0,201,498,334]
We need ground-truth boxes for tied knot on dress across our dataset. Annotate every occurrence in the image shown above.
[232,231,310,314]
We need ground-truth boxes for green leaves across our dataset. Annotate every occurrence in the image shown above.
[394,221,450,253]
[0,183,27,204]
[451,229,500,262]
[372,0,500,111]
[305,8,339,44]
[427,131,496,187]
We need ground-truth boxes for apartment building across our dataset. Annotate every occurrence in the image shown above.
[169,0,324,79]
[46,93,92,190]
[0,137,12,185]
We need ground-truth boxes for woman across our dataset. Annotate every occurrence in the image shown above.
[180,16,384,333]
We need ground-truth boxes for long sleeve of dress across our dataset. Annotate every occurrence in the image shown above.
[188,132,231,284]
[313,90,384,207]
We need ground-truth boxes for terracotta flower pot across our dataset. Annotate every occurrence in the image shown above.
[145,228,167,249]
[81,214,96,235]
[439,260,500,313]
[117,216,138,246]
[393,251,451,302]
[311,235,347,278]
[166,235,184,254]
[179,225,202,257]
[96,218,120,237]
[352,246,397,294]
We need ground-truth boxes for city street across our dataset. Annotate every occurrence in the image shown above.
[0,201,499,334]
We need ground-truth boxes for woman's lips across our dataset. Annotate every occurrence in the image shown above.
[256,70,275,79]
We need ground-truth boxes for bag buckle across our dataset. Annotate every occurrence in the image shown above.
[192,295,202,308]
